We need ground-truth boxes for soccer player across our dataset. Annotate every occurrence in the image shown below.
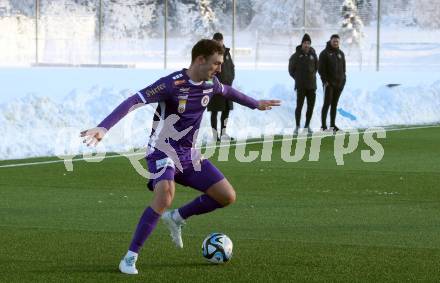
[80,39,280,275]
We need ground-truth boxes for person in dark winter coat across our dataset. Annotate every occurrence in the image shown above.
[318,34,346,132]
[288,33,318,134]
[208,32,235,141]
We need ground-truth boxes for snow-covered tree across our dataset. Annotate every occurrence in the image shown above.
[340,0,364,47]
[247,0,304,36]
[356,0,373,25]
[247,0,325,37]
[193,0,218,38]
[168,0,199,36]
[412,0,440,29]
[102,0,157,39]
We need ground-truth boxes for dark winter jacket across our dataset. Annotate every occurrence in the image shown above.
[288,45,318,90]
[208,46,235,111]
[318,41,346,88]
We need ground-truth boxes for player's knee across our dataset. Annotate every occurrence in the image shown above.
[222,189,236,206]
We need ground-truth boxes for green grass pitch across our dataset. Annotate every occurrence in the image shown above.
[1,127,440,282]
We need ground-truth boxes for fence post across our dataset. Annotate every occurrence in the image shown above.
[376,0,381,71]
[164,0,168,70]
[232,0,236,61]
[98,0,102,65]
[35,0,39,64]
[303,0,306,35]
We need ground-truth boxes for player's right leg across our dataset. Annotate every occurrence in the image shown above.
[162,159,229,248]
[119,173,176,275]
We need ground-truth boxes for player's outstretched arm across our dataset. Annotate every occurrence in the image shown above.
[80,127,107,147]
[80,94,144,146]
[80,79,170,146]
[257,100,281,111]
[220,84,281,110]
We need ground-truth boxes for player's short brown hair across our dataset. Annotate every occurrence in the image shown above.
[191,39,225,63]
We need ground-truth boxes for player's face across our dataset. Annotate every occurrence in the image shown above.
[199,52,223,80]
[331,37,340,49]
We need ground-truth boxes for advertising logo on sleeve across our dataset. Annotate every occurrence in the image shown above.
[146,83,166,97]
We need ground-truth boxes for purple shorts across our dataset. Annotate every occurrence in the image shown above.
[146,157,225,192]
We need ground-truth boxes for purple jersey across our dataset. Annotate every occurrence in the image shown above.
[98,68,258,162]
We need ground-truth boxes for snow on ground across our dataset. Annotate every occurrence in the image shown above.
[0,67,439,160]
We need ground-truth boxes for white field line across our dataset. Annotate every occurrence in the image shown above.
[0,124,438,169]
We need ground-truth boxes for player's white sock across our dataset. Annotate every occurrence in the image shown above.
[126,250,138,258]
[162,210,185,248]
[172,209,184,223]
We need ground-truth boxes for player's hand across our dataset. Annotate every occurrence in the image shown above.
[257,100,281,111]
[80,127,107,147]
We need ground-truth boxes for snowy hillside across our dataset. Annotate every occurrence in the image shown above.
[0,68,439,160]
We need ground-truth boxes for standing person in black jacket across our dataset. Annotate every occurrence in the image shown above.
[288,33,318,134]
[318,34,346,133]
[208,32,235,141]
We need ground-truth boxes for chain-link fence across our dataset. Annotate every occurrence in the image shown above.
[1,0,439,70]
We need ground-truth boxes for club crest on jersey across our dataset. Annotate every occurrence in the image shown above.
[337,53,342,59]
[201,95,210,107]
[178,95,188,113]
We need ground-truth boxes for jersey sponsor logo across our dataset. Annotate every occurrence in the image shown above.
[172,73,183,80]
[201,95,210,107]
[178,95,188,114]
[179,87,190,93]
[155,157,175,170]
[203,88,213,94]
[174,79,186,86]
[146,83,166,97]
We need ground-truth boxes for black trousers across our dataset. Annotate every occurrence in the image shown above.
[321,85,343,128]
[295,89,316,127]
[210,109,230,137]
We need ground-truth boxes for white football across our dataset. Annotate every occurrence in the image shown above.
[201,233,233,263]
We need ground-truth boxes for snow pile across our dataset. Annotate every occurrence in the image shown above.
[1,69,439,160]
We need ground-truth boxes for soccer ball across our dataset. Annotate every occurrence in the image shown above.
[201,233,233,263]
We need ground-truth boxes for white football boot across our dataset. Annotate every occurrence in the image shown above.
[162,209,185,248]
[119,252,138,275]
